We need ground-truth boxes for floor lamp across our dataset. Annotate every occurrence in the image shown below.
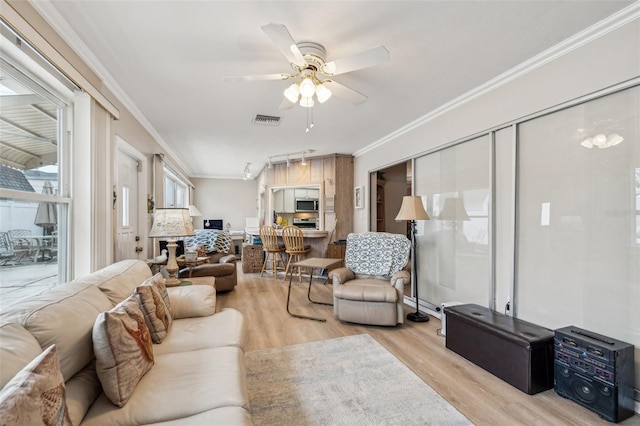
[149,208,195,286]
[395,195,430,322]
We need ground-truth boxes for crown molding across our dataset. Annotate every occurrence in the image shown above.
[355,1,640,157]
[28,0,193,176]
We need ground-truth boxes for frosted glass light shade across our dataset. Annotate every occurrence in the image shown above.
[299,96,315,108]
[284,83,300,103]
[316,83,332,103]
[299,78,316,97]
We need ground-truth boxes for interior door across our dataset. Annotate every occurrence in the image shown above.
[116,151,142,261]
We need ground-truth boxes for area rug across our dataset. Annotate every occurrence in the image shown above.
[245,334,473,425]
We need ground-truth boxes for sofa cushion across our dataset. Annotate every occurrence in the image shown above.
[153,308,246,356]
[333,278,398,303]
[93,295,154,407]
[92,259,153,306]
[167,285,216,319]
[0,282,114,382]
[64,362,102,426]
[135,282,172,343]
[143,406,252,425]
[81,346,249,426]
[0,345,72,426]
[0,322,43,389]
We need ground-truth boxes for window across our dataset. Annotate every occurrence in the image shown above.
[0,54,72,307]
[163,167,188,208]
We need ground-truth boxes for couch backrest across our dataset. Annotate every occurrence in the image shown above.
[345,232,410,277]
[0,260,152,382]
[0,322,43,389]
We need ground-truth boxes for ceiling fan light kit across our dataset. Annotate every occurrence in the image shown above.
[223,23,390,127]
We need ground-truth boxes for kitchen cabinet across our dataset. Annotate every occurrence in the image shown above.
[283,189,295,212]
[274,189,295,213]
[294,188,320,199]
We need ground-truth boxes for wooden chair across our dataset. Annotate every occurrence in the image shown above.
[259,225,286,278]
[282,225,311,282]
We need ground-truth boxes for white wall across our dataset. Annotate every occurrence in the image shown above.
[192,177,259,231]
[354,17,640,232]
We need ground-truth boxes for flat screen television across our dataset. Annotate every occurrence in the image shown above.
[203,219,223,230]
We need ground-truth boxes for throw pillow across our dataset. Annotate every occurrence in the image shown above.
[142,273,172,313]
[213,232,232,254]
[93,295,154,407]
[0,345,72,426]
[135,282,172,343]
[167,285,216,319]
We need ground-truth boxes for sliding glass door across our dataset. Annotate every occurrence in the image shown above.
[414,135,491,308]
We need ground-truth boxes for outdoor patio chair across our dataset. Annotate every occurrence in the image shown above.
[6,229,33,264]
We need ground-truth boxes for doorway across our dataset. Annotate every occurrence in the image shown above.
[115,137,147,261]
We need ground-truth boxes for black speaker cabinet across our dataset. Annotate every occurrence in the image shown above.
[554,326,634,423]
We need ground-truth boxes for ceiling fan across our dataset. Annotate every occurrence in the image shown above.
[223,23,390,109]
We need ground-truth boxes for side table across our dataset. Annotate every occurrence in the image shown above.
[286,257,342,322]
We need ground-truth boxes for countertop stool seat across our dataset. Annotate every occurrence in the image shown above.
[282,225,311,282]
[259,225,286,279]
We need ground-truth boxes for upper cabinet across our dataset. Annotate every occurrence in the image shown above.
[294,188,320,199]
[274,188,296,213]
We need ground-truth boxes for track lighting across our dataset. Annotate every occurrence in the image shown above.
[267,149,315,170]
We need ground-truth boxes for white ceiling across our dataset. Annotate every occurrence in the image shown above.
[33,1,634,179]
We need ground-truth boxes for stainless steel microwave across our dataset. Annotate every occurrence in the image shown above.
[295,198,319,212]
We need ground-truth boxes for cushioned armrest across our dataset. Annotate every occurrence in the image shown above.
[328,267,355,284]
[390,270,410,290]
[218,254,237,264]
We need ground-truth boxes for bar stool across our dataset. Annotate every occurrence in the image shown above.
[259,225,286,278]
[282,225,311,282]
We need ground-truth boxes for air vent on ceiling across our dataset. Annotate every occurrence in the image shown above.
[253,114,282,126]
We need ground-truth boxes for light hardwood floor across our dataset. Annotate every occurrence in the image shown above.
[218,265,640,426]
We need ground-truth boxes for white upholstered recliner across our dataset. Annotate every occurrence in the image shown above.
[328,232,411,326]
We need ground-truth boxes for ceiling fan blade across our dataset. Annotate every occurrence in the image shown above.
[322,46,390,76]
[324,80,368,105]
[279,98,295,110]
[223,73,291,83]
[261,23,307,68]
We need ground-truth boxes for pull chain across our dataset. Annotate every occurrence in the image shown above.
[306,106,315,133]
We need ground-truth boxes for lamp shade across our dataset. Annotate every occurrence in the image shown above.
[395,196,429,221]
[438,197,470,221]
[149,208,195,238]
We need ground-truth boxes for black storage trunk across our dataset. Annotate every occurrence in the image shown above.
[444,303,555,395]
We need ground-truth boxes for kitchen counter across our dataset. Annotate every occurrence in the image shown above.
[244,228,330,260]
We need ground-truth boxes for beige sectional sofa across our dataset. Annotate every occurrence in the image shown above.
[0,259,252,425]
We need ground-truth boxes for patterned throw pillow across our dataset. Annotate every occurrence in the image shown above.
[0,345,72,426]
[143,273,172,314]
[93,296,154,407]
[213,232,232,254]
[135,282,172,343]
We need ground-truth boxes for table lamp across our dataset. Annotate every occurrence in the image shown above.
[149,208,195,286]
[395,195,430,322]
